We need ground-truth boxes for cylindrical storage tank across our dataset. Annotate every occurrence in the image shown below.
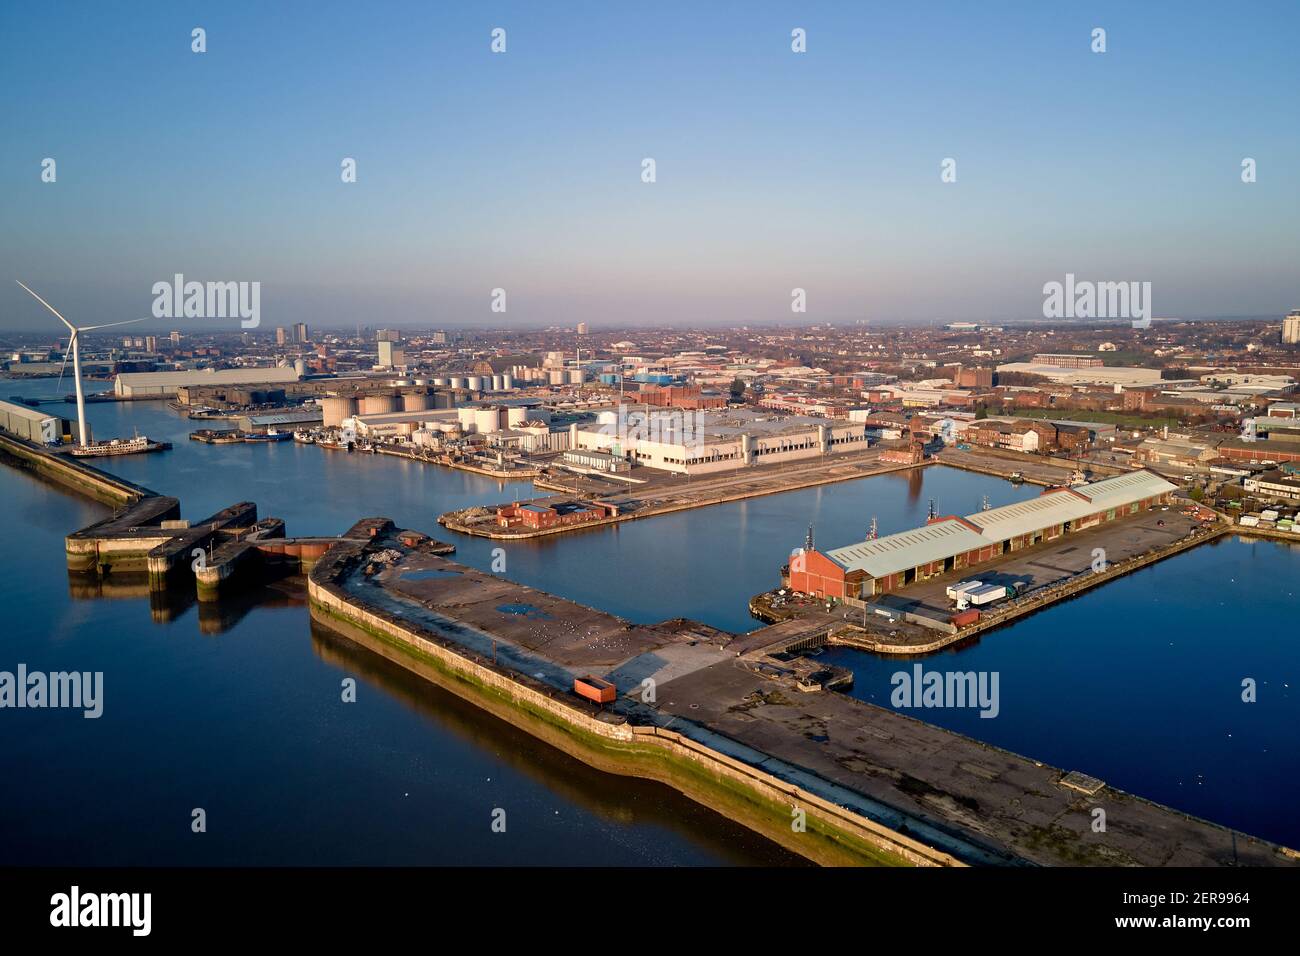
[412,378,428,386]
[506,406,529,427]
[322,396,358,428]
[432,376,448,387]
[567,369,583,384]
[473,407,501,434]
[467,376,484,391]
[501,374,513,390]
[549,370,566,386]
[491,375,504,391]
[402,392,431,412]
[293,359,306,377]
[361,394,398,415]
[449,376,467,389]
[393,379,411,387]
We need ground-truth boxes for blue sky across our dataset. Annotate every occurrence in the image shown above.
[1,0,1297,331]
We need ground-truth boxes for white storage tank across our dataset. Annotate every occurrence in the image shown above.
[449,376,467,389]
[506,406,529,427]
[467,376,484,391]
[432,377,448,387]
[491,375,504,391]
[549,370,566,386]
[473,406,502,434]
[402,392,431,412]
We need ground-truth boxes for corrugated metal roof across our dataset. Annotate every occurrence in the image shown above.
[1071,470,1177,511]
[826,519,991,578]
[821,470,1177,580]
[962,490,1094,541]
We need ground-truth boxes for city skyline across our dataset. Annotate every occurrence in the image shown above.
[3,1,1298,331]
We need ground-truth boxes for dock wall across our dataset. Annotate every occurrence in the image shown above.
[307,556,960,868]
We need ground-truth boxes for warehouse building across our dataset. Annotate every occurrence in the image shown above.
[788,470,1176,599]
[0,398,87,445]
[571,406,869,475]
[114,366,300,398]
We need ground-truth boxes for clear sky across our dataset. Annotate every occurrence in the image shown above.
[1,0,1297,332]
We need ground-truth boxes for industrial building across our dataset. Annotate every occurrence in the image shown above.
[571,406,870,475]
[114,366,300,398]
[788,470,1177,600]
[0,399,86,445]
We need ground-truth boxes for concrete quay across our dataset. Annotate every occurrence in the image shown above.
[440,450,928,540]
[306,519,1299,868]
[755,508,1228,655]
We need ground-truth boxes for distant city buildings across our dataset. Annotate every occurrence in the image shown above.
[294,322,310,343]
[1283,310,1300,345]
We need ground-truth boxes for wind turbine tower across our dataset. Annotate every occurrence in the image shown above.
[16,281,148,448]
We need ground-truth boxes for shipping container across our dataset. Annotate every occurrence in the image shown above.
[950,609,981,627]
[573,675,616,705]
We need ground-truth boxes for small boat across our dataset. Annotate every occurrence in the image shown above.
[292,429,316,444]
[1008,471,1024,483]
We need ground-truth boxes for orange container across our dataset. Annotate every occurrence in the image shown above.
[950,609,981,628]
[573,675,617,704]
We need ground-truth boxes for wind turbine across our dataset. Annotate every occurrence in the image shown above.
[15,281,148,448]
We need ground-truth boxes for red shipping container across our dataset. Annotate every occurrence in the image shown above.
[950,609,981,628]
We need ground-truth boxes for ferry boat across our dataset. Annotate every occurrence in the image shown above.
[69,434,171,458]
[244,429,292,442]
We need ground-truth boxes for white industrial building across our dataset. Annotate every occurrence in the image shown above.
[114,366,300,398]
[571,406,870,475]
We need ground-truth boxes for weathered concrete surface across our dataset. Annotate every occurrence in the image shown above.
[312,521,1300,868]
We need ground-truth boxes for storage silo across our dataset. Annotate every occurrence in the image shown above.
[506,406,529,427]
[449,376,467,389]
[549,370,566,386]
[361,394,398,415]
[432,377,448,387]
[501,374,513,390]
[467,376,484,391]
[567,369,584,384]
[473,406,502,434]
[402,392,431,412]
[322,396,358,428]
[491,374,504,391]
[293,359,306,377]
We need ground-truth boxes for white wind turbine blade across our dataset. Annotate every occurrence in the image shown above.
[15,280,76,332]
[55,329,76,394]
[80,316,151,332]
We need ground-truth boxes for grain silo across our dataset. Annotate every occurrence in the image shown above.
[402,391,431,412]
[361,394,398,415]
[322,396,358,428]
